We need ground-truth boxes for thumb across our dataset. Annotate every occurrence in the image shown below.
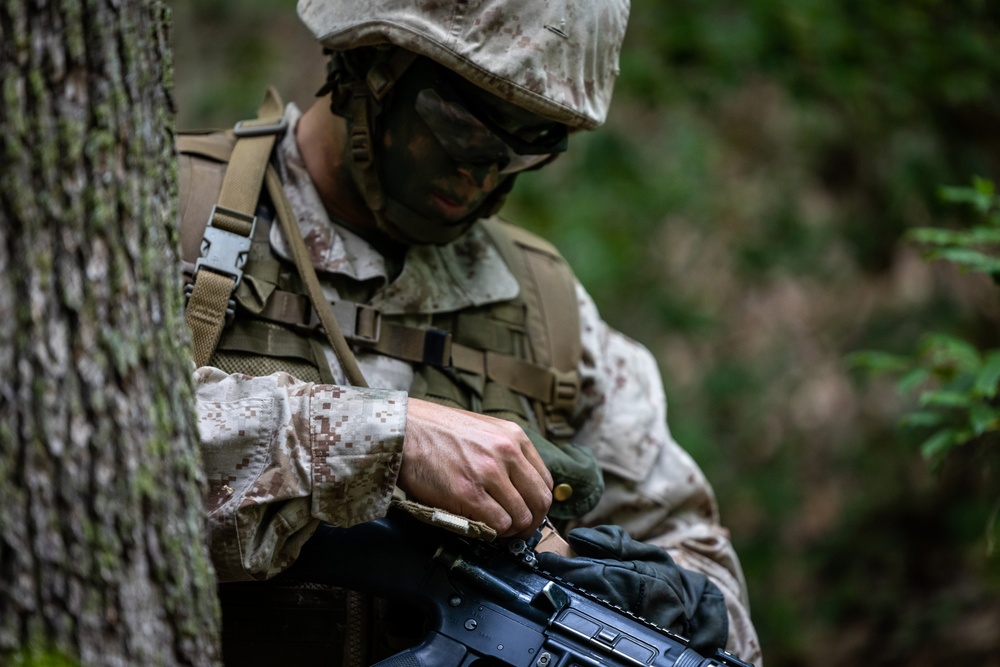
[564,525,629,560]
[566,525,669,563]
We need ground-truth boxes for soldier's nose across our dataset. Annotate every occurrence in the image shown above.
[457,162,500,190]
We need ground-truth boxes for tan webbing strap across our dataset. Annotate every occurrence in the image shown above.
[514,232,582,432]
[250,285,562,400]
[176,133,236,164]
[218,88,286,213]
[257,291,380,343]
[264,166,369,388]
[500,222,582,374]
[185,89,287,367]
[451,345,555,404]
[213,318,317,362]
[248,279,570,404]
[252,287,448,369]
[186,270,241,367]
[480,220,582,438]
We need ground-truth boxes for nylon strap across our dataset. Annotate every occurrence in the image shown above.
[249,286,565,404]
[264,166,369,388]
[451,345,556,404]
[186,270,239,367]
[176,133,235,164]
[481,220,582,438]
[185,88,286,367]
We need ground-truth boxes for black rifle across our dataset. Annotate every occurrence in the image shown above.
[287,510,755,667]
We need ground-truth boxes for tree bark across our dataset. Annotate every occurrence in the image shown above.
[0,0,221,664]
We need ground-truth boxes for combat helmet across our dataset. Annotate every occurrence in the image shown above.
[297,0,631,245]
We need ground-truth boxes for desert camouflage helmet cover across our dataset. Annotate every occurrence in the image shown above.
[296,0,630,130]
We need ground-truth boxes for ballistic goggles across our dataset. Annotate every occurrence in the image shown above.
[414,74,568,175]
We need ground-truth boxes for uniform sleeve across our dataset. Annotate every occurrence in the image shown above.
[571,285,763,665]
[193,366,407,582]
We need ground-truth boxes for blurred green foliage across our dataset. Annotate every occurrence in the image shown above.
[851,179,1000,462]
[170,1,1000,664]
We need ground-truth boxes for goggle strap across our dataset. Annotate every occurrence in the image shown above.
[366,49,418,102]
[348,90,384,212]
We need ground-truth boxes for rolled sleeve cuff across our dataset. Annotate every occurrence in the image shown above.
[309,385,407,527]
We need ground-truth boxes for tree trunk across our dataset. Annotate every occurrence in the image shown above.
[0,1,221,664]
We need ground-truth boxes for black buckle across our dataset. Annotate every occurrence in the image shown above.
[195,205,256,288]
[233,116,289,137]
[422,329,452,367]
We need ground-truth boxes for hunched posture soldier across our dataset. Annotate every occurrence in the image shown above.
[177,0,762,664]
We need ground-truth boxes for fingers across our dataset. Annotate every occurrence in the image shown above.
[475,420,552,535]
[518,430,555,490]
[502,453,552,535]
[565,525,627,559]
[478,468,551,537]
[463,483,527,537]
[399,399,554,536]
[566,525,675,564]
[446,425,552,537]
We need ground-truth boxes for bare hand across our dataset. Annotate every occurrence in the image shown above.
[398,398,553,537]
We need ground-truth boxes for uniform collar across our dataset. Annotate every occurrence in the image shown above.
[272,103,520,316]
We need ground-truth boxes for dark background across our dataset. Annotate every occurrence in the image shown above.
[169,1,1000,664]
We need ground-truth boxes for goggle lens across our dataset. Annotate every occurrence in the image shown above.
[415,88,562,175]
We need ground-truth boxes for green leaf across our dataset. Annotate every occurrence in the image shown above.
[938,179,998,214]
[973,175,996,199]
[973,351,1000,399]
[938,185,981,205]
[907,227,968,245]
[919,390,972,409]
[919,428,962,459]
[927,248,1000,274]
[912,227,1000,245]
[899,410,946,429]
[966,226,1000,243]
[846,350,910,374]
[896,366,930,394]
[920,333,981,372]
[968,403,1000,436]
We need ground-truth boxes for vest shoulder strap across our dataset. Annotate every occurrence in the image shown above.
[177,130,236,264]
[480,218,582,438]
[179,87,287,367]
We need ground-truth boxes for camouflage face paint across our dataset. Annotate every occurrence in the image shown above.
[414,88,562,175]
[374,58,566,224]
[374,66,501,224]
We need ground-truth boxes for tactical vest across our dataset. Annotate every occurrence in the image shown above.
[177,108,603,509]
[178,93,604,666]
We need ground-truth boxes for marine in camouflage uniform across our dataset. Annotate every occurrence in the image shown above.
[180,0,762,664]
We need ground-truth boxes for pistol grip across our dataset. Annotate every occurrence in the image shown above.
[370,631,474,667]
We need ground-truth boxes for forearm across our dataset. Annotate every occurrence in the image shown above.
[572,285,762,663]
[194,366,407,580]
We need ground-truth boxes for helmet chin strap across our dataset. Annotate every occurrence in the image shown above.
[376,177,515,245]
[328,48,514,246]
[378,196,475,245]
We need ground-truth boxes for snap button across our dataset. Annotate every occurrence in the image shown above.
[553,484,574,502]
